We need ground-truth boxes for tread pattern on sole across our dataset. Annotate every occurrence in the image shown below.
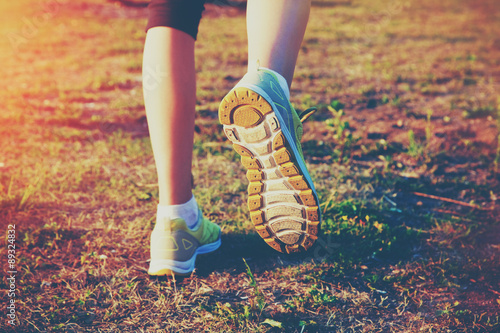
[219,87,320,253]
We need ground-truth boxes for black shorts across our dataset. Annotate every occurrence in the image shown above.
[146,0,207,40]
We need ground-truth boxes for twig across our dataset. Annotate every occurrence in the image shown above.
[488,288,500,296]
[413,192,491,210]
[432,209,464,217]
[383,195,397,206]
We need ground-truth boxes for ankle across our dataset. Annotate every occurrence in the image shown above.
[156,195,200,229]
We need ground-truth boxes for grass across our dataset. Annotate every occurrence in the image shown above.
[0,0,499,332]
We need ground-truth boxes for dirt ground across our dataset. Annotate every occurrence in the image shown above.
[0,0,499,332]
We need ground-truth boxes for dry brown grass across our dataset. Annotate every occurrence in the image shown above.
[0,0,499,332]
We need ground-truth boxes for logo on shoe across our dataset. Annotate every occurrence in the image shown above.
[182,238,194,251]
[163,236,193,252]
[164,236,179,252]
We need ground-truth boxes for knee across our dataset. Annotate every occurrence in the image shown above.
[145,0,206,40]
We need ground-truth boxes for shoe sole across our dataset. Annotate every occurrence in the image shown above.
[219,87,320,254]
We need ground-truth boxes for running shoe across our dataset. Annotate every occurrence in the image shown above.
[218,68,321,254]
[148,211,221,275]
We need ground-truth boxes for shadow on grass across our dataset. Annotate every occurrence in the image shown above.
[194,208,422,278]
[195,232,282,277]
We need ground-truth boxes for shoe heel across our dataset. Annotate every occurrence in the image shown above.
[219,87,273,128]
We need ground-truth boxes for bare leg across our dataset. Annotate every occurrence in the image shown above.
[144,25,222,277]
[246,0,311,87]
[142,27,196,205]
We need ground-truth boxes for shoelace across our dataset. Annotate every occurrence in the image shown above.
[299,107,318,123]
